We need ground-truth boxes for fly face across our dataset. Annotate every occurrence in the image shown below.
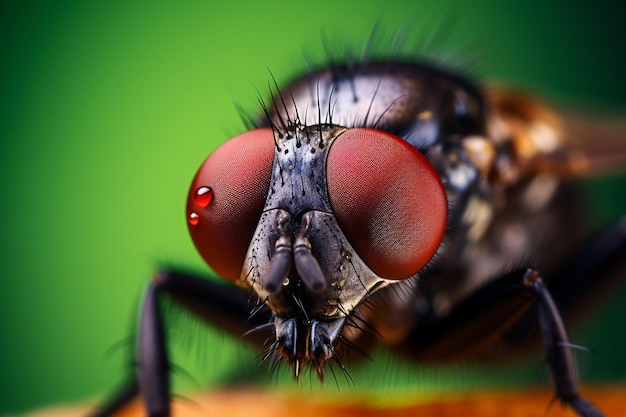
[187,121,448,377]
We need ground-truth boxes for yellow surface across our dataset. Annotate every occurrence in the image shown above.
[27,386,626,417]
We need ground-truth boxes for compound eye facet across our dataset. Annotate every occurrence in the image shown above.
[326,128,448,280]
[187,128,275,281]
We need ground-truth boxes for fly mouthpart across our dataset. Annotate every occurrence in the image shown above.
[273,316,345,382]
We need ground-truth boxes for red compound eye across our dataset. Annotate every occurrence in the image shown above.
[187,128,275,281]
[326,128,447,280]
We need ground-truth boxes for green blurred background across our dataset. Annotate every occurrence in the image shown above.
[1,0,626,414]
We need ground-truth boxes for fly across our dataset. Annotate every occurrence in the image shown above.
[94,52,626,417]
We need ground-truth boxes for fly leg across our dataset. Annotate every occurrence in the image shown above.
[90,269,272,417]
[523,269,603,417]
[397,267,604,417]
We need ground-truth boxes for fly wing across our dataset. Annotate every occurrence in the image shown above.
[532,110,626,177]
[480,85,626,182]
[487,87,626,260]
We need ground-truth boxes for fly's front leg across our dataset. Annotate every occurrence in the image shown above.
[92,280,172,417]
[92,269,272,417]
[138,281,170,417]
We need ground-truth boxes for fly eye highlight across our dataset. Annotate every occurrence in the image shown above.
[187,128,275,281]
[326,128,448,280]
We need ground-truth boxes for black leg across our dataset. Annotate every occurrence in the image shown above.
[524,270,603,417]
[138,282,170,417]
[92,269,273,417]
[398,267,603,417]
[153,269,272,346]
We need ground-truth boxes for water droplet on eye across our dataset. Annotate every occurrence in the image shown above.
[194,186,213,207]
[188,212,199,226]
